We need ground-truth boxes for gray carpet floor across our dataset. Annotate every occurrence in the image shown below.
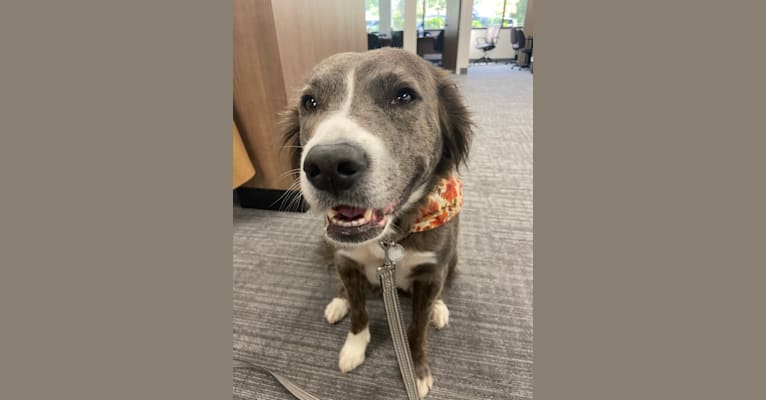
[234,64,533,400]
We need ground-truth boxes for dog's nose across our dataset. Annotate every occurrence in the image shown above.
[303,143,368,193]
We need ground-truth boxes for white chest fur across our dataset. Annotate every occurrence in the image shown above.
[337,242,437,291]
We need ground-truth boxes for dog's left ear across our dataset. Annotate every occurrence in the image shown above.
[436,71,473,172]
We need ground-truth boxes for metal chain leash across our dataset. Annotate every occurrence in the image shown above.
[377,240,420,400]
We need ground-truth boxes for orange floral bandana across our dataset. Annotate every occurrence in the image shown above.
[410,175,464,233]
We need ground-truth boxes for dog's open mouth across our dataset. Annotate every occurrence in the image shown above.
[325,203,397,243]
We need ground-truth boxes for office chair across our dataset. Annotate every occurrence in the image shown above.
[367,33,381,50]
[434,30,444,53]
[512,31,532,71]
[512,28,525,63]
[419,30,444,66]
[474,24,501,64]
[507,27,521,65]
[391,30,403,48]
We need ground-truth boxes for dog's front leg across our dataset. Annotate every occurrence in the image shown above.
[334,261,370,373]
[409,278,442,399]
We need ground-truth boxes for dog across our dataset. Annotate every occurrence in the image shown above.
[281,47,472,398]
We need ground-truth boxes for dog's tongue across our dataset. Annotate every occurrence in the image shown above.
[335,206,366,219]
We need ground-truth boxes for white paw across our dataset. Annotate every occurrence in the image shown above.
[431,300,449,329]
[338,326,370,373]
[324,297,349,324]
[416,371,433,399]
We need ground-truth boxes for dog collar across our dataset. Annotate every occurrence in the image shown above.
[410,175,464,233]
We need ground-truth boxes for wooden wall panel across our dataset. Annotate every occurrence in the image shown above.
[271,0,366,101]
[233,0,293,190]
[233,0,366,192]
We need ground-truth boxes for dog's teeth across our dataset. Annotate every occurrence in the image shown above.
[327,208,378,227]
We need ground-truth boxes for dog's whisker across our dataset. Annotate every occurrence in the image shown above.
[276,168,302,181]
[281,189,300,212]
[270,179,301,210]
[279,194,300,213]
[280,181,305,212]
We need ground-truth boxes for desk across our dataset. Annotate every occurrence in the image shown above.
[417,37,436,56]
[372,33,392,48]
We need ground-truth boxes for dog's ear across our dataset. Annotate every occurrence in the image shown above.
[436,72,473,172]
[278,103,302,172]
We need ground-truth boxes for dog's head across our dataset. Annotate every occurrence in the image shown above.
[282,48,472,246]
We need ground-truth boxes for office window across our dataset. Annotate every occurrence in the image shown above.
[472,0,527,28]
[391,0,406,31]
[391,0,446,31]
[366,0,380,33]
[417,0,447,30]
[383,0,525,32]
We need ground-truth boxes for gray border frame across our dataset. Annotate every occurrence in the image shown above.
[535,1,765,399]
[1,1,232,399]
[2,1,765,399]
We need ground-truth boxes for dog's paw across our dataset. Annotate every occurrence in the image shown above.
[324,297,349,324]
[416,371,434,399]
[431,299,449,329]
[338,326,370,373]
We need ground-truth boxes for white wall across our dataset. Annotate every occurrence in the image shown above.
[403,0,417,53]
[455,0,473,73]
[525,0,534,36]
[379,0,391,35]
[469,28,518,60]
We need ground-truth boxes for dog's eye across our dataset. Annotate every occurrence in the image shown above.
[391,88,417,105]
[302,95,318,111]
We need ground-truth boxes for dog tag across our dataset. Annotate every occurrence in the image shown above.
[386,243,405,263]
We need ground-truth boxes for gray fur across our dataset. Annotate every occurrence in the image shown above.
[281,48,473,398]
